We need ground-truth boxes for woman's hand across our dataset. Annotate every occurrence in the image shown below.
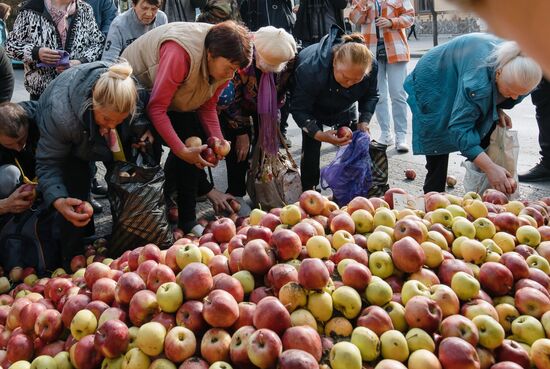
[207,188,235,214]
[497,109,512,128]
[53,197,92,227]
[314,130,352,146]
[375,17,393,28]
[235,134,250,162]
[132,130,155,151]
[0,186,34,215]
[474,152,517,194]
[38,48,61,64]
[176,145,213,169]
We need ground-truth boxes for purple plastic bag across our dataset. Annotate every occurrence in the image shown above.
[37,50,70,68]
[320,130,373,206]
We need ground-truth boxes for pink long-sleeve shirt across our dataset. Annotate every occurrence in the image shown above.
[147,41,226,154]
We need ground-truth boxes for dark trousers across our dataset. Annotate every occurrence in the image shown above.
[423,154,449,193]
[221,117,250,197]
[55,157,95,269]
[407,25,417,40]
[532,78,550,168]
[164,112,211,232]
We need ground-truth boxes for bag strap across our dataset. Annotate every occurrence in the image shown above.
[276,126,298,170]
[14,158,37,185]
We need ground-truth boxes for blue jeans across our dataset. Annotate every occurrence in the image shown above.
[0,164,21,199]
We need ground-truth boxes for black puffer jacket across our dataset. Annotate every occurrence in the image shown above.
[240,0,295,32]
[294,0,347,44]
[0,46,13,103]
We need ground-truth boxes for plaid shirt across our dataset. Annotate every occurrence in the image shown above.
[359,0,414,63]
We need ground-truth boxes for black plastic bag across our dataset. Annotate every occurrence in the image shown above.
[107,160,173,257]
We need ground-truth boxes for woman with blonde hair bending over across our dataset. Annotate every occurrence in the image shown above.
[404,33,542,195]
[291,26,379,192]
[35,60,153,268]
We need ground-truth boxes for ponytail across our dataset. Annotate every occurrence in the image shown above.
[491,41,542,93]
[333,33,374,75]
[93,61,137,115]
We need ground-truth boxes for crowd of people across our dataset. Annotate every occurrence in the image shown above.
[0,0,546,270]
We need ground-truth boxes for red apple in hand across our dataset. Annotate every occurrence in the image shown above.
[74,201,94,217]
[336,126,352,140]
[201,148,219,165]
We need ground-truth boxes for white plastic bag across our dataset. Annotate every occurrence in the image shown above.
[462,126,520,198]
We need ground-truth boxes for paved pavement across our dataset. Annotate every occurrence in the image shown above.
[10,35,550,236]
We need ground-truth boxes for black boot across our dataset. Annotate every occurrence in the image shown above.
[91,178,108,197]
[518,161,550,182]
[90,198,103,214]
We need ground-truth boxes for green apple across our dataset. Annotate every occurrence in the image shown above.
[495,303,520,333]
[101,356,124,369]
[446,204,467,219]
[199,247,215,265]
[329,341,362,369]
[473,217,496,240]
[351,209,375,234]
[407,349,441,369]
[9,362,32,369]
[451,271,480,301]
[332,286,362,319]
[337,259,358,277]
[516,225,541,247]
[373,208,396,228]
[136,322,167,357]
[380,330,409,362]
[420,242,444,268]
[286,259,301,271]
[367,231,393,252]
[54,352,73,369]
[351,327,380,362]
[305,235,332,259]
[374,225,395,239]
[368,251,394,278]
[249,208,266,225]
[472,315,505,349]
[149,359,177,369]
[122,348,150,369]
[279,281,307,312]
[156,282,183,313]
[384,301,408,332]
[511,315,546,345]
[307,291,333,322]
[332,230,355,250]
[463,199,488,219]
[451,236,469,258]
[492,232,517,253]
[426,231,448,251]
[232,270,255,294]
[481,239,502,254]
[70,309,98,340]
[208,362,233,369]
[30,357,57,369]
[176,244,202,269]
[365,277,393,306]
[460,239,487,265]
[494,296,515,306]
[541,310,550,338]
[280,204,302,226]
[526,254,550,274]
[405,328,435,352]
[290,309,317,329]
[431,209,454,227]
[451,217,476,239]
[401,280,430,305]
[127,326,139,350]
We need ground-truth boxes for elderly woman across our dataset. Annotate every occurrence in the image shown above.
[35,61,151,267]
[122,21,253,236]
[291,26,379,192]
[405,33,542,194]
[213,26,296,211]
[5,0,104,100]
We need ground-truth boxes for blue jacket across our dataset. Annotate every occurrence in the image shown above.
[404,33,525,160]
[85,0,118,36]
[291,26,379,138]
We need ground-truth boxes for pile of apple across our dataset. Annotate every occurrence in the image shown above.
[2,188,550,369]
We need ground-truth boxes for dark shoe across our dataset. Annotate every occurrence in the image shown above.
[90,198,103,214]
[518,162,550,182]
[91,178,108,197]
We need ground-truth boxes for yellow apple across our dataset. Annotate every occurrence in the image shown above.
[367,231,393,252]
[306,235,332,259]
[380,330,409,362]
[405,328,435,352]
[351,326,380,361]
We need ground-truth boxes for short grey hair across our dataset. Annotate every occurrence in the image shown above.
[490,41,542,92]
[0,102,29,139]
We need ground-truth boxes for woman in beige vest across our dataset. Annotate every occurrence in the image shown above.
[122,21,253,236]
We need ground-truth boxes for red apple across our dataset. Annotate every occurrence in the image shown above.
[147,264,176,292]
[241,239,275,276]
[229,325,255,368]
[356,305,394,337]
[515,286,550,318]
[332,243,369,266]
[440,314,479,346]
[83,262,111,289]
[438,337,480,369]
[94,319,129,358]
[19,302,47,334]
[74,201,94,218]
[336,126,352,140]
[500,252,530,281]
[493,212,520,235]
[71,334,102,369]
[259,213,281,232]
[271,229,302,261]
[404,295,442,334]
[298,258,330,290]
[478,262,514,296]
[201,147,219,165]
[438,259,474,286]
[329,213,355,234]
[494,339,530,369]
[394,218,425,244]
[391,236,425,273]
[292,222,318,245]
[405,169,416,180]
[282,325,322,362]
[278,349,319,369]
[200,328,231,364]
[164,326,196,363]
[211,218,237,243]
[91,277,116,305]
[247,328,282,369]
[177,262,213,300]
[114,272,145,306]
[176,300,206,334]
[202,289,239,328]
[181,357,209,369]
[253,296,291,335]
[232,302,256,331]
[266,264,298,293]
[128,289,160,327]
[86,300,110,321]
[299,190,327,216]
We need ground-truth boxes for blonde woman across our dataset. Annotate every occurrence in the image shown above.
[404,33,542,194]
[35,60,151,267]
[291,26,379,191]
